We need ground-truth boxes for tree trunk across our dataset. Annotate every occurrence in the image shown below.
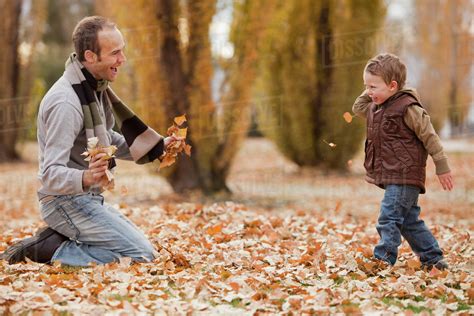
[157,0,225,194]
[0,0,22,162]
[313,0,332,163]
[104,0,273,194]
[448,0,461,136]
[211,0,276,187]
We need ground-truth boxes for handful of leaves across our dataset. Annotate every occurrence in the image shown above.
[159,114,192,169]
[81,137,117,191]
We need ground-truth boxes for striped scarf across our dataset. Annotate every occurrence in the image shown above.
[64,53,164,165]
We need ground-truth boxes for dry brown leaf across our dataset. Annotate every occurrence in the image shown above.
[81,137,117,191]
[1,151,472,315]
[406,258,421,269]
[160,155,176,169]
[343,112,353,123]
[159,115,192,169]
[229,282,240,292]
[323,139,337,148]
[206,224,223,236]
[177,128,187,138]
[174,114,187,126]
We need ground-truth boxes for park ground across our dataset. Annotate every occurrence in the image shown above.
[0,137,472,315]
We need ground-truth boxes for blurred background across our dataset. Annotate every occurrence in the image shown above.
[0,0,472,215]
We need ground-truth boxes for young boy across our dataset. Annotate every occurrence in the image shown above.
[352,53,454,270]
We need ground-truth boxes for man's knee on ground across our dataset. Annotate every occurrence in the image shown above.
[130,242,156,263]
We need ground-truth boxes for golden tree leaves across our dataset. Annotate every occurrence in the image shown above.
[81,137,118,191]
[159,115,192,169]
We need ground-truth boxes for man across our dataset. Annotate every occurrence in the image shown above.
[1,16,175,266]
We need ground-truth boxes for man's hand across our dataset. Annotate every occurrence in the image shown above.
[82,152,109,189]
[437,172,454,191]
[164,135,184,149]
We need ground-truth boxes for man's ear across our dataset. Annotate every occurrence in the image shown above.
[84,50,97,63]
[389,80,398,91]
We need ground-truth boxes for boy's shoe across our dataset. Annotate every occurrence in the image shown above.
[0,227,68,264]
[421,259,449,271]
[433,260,449,270]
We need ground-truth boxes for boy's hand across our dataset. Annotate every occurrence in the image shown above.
[437,172,454,191]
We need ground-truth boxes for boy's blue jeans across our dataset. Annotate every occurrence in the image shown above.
[40,193,156,266]
[374,184,443,265]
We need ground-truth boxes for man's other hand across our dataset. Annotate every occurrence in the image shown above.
[164,136,184,149]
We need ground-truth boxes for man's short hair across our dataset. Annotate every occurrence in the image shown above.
[364,53,407,89]
[72,16,116,62]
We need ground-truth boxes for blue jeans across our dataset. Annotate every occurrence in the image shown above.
[374,185,443,265]
[40,193,155,266]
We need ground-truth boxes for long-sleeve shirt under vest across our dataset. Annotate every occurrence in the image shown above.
[352,88,450,175]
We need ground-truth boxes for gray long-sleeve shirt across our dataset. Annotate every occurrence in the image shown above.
[37,74,132,197]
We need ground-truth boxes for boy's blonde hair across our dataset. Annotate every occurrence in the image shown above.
[364,53,406,89]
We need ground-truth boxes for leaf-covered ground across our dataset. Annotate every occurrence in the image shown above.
[0,138,473,315]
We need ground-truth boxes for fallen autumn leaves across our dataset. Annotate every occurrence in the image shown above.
[1,202,472,315]
[1,138,473,314]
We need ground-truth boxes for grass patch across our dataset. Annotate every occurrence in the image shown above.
[457,302,471,311]
[110,294,133,302]
[405,304,431,313]
[333,276,345,285]
[382,297,403,308]
[230,298,243,308]
[163,289,176,298]
[294,279,312,287]
[382,297,432,314]
[60,265,84,273]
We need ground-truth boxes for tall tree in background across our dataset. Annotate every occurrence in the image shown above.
[99,0,272,194]
[211,0,277,190]
[37,0,94,89]
[0,0,49,158]
[257,0,384,169]
[18,0,48,141]
[413,0,472,134]
[0,0,22,162]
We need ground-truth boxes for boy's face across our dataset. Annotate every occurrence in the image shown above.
[363,72,398,105]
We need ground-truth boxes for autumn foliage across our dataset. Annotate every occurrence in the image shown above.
[0,202,472,314]
[256,0,385,169]
[159,115,192,169]
[97,0,272,194]
[0,138,473,314]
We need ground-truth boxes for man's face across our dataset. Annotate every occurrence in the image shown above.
[363,72,398,105]
[87,27,126,82]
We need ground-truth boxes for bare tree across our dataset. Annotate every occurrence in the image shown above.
[0,0,22,162]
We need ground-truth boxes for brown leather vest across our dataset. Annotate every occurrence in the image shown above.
[364,93,428,193]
